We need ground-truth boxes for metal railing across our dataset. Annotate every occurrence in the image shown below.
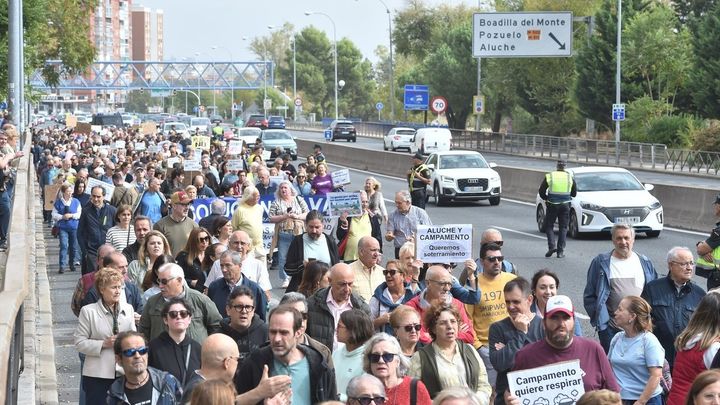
[287,121,720,176]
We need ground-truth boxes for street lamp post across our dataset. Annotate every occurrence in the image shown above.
[212,45,234,119]
[615,0,622,165]
[268,26,298,121]
[358,0,394,121]
[305,11,339,120]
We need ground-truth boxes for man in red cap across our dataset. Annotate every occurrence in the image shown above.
[154,190,198,256]
[504,295,619,404]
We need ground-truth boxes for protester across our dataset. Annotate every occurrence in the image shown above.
[105,204,136,252]
[53,183,82,273]
[269,180,309,288]
[334,309,375,401]
[175,227,211,292]
[686,370,720,405]
[285,210,340,292]
[389,305,425,361]
[154,190,198,256]
[297,260,331,298]
[370,259,416,334]
[219,286,268,362]
[127,230,171,290]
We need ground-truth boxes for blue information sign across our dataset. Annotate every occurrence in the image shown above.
[0,102,7,110]
[324,129,332,140]
[404,84,429,111]
[376,102,384,111]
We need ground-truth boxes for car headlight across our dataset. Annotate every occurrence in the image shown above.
[490,175,500,182]
[648,201,661,210]
[580,201,604,211]
[441,176,455,184]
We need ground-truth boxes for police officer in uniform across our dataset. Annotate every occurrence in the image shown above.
[407,152,430,209]
[538,160,576,258]
[696,193,720,290]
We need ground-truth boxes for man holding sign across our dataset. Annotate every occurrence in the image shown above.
[504,296,619,405]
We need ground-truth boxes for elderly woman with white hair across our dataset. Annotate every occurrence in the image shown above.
[269,180,309,288]
[231,185,265,262]
[363,333,432,405]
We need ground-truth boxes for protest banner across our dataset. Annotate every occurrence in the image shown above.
[227,140,243,155]
[183,160,202,172]
[191,135,211,151]
[331,169,351,188]
[507,360,585,405]
[415,224,473,262]
[326,192,362,218]
[86,177,115,201]
[141,122,157,135]
[65,115,78,128]
[43,184,62,211]
[73,123,92,134]
[226,159,245,172]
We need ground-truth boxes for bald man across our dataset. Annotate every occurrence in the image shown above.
[349,236,385,302]
[182,333,291,405]
[305,263,371,350]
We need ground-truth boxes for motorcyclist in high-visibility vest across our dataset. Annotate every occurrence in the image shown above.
[696,193,720,289]
[538,160,577,258]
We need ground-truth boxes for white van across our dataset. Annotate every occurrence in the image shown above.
[413,127,452,155]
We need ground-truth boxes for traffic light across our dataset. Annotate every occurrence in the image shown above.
[139,88,144,94]
[172,89,177,96]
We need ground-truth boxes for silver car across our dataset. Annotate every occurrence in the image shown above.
[383,127,416,152]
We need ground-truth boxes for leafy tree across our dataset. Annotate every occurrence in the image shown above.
[690,2,720,118]
[248,23,296,90]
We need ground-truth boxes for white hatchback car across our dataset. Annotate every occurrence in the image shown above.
[535,166,663,238]
[383,127,416,152]
[425,150,502,206]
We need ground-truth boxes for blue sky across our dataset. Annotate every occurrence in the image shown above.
[137,0,479,63]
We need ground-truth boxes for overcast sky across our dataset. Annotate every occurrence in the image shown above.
[136,0,479,63]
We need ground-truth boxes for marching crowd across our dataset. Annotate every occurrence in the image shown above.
[27,121,720,405]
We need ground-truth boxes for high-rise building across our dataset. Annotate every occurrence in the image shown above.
[131,6,164,64]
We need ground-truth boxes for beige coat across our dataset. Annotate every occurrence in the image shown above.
[74,300,136,379]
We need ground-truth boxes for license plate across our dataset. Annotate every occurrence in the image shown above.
[464,186,483,192]
[342,131,349,135]
[616,216,640,224]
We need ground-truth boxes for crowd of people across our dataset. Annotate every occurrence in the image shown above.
[28,121,720,405]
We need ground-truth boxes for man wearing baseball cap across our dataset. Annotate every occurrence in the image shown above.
[153,190,198,256]
[696,193,720,290]
[504,295,619,405]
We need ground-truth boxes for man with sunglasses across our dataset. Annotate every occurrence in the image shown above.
[108,331,183,404]
[346,374,387,405]
[235,305,338,404]
[140,263,222,343]
[154,191,198,256]
[466,242,517,395]
[459,228,518,287]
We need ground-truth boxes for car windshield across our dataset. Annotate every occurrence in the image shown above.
[191,118,210,125]
[396,129,415,136]
[574,172,644,192]
[263,131,291,140]
[439,154,489,169]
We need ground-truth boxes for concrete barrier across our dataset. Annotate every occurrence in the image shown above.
[297,139,715,232]
[0,141,33,405]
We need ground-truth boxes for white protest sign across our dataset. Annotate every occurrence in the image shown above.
[262,223,274,254]
[147,145,160,153]
[86,177,115,202]
[134,141,146,151]
[331,169,351,188]
[114,140,126,149]
[226,159,245,171]
[415,224,473,262]
[262,151,271,161]
[326,192,363,218]
[183,160,202,171]
[507,360,585,405]
[167,157,180,169]
[227,140,244,155]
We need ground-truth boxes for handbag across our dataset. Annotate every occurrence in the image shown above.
[51,225,59,237]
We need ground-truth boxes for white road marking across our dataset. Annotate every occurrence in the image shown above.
[491,225,546,240]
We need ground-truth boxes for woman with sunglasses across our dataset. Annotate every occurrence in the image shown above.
[390,305,425,360]
[294,169,312,196]
[335,309,376,401]
[176,228,211,292]
[409,303,491,400]
[74,268,136,404]
[147,298,201,387]
[363,333,432,405]
[128,230,171,291]
[370,260,417,334]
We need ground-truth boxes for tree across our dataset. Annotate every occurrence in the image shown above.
[249,23,296,90]
[690,2,720,118]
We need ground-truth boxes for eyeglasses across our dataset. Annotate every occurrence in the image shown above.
[383,269,400,277]
[402,323,422,333]
[158,277,178,285]
[121,346,149,357]
[368,352,397,363]
[426,279,453,288]
[485,255,505,263]
[166,310,190,319]
[349,396,386,405]
[199,236,211,243]
[671,261,695,267]
[231,304,255,313]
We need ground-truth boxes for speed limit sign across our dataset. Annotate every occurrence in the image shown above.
[430,96,448,114]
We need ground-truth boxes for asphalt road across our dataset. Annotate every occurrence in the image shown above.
[319,151,711,338]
